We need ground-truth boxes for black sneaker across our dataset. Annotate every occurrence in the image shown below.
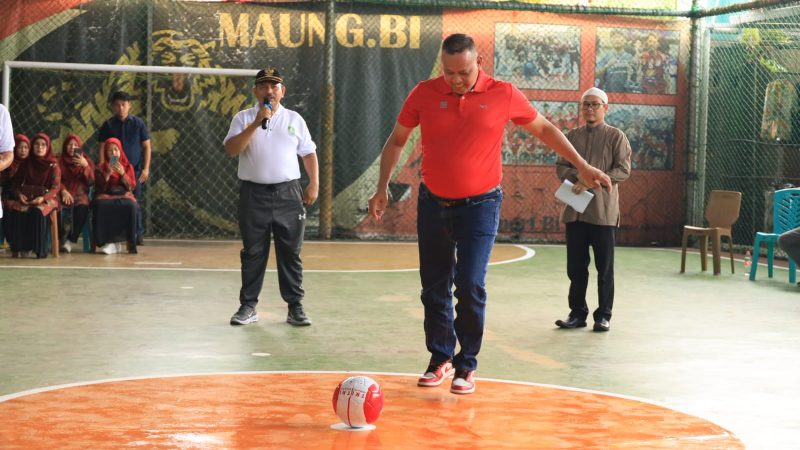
[287,303,311,326]
[230,304,258,325]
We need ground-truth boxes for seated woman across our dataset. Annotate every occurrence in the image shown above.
[93,137,137,254]
[58,133,94,253]
[0,134,30,247]
[5,132,61,258]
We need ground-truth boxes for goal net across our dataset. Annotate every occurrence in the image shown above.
[3,61,308,239]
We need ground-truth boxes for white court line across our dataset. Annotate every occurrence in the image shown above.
[134,261,183,265]
[0,370,671,406]
[147,239,425,245]
[490,245,535,266]
[0,244,535,273]
[0,369,737,438]
[0,265,237,273]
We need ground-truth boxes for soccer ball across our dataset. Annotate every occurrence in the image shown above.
[332,376,384,428]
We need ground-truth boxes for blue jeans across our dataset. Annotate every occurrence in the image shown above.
[417,183,502,372]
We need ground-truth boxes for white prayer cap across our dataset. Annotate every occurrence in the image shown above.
[581,87,608,104]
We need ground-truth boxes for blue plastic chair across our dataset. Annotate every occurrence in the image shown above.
[60,185,93,253]
[84,186,94,252]
[750,188,800,283]
[53,206,93,253]
[82,220,91,253]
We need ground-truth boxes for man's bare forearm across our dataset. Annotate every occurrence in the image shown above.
[224,122,260,157]
[0,152,12,172]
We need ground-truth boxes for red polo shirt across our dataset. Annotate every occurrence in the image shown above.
[397,70,537,199]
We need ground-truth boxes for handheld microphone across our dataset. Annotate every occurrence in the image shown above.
[261,101,273,130]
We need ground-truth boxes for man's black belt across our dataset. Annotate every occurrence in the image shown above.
[424,184,501,208]
[241,179,298,190]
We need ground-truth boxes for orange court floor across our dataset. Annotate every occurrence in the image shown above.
[1,372,743,449]
[0,240,798,449]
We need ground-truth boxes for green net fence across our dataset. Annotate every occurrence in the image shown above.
[701,3,800,254]
[6,67,255,239]
[2,0,799,249]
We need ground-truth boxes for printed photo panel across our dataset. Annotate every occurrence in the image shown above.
[606,104,676,170]
[503,101,579,166]
[595,28,679,95]
[494,22,581,91]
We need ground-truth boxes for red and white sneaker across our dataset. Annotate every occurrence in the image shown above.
[417,360,455,387]
[450,369,475,394]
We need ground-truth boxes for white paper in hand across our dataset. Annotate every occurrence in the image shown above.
[555,179,594,213]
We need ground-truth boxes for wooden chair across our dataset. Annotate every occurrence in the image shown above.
[680,190,742,275]
[42,209,60,257]
[750,188,800,283]
[49,210,59,257]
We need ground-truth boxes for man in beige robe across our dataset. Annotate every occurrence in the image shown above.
[555,87,632,332]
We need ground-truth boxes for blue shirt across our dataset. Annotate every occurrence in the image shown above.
[98,114,150,169]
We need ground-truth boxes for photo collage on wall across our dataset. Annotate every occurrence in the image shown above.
[494,22,581,91]
[606,104,676,170]
[502,101,579,166]
[595,27,679,95]
[494,22,680,170]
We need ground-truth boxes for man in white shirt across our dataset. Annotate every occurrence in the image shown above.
[223,68,319,327]
[0,104,15,219]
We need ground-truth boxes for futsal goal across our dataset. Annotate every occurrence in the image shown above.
[3,60,295,240]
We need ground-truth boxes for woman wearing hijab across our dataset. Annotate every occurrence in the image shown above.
[93,137,137,254]
[58,133,94,253]
[1,134,30,188]
[6,132,61,258]
[0,134,30,247]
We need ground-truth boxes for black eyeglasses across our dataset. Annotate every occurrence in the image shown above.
[581,102,605,110]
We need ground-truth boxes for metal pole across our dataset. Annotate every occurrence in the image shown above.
[686,1,701,227]
[692,0,800,18]
[2,62,10,107]
[341,0,688,17]
[318,0,336,239]
[686,0,712,228]
[695,27,711,227]
[4,60,257,77]
[145,0,154,239]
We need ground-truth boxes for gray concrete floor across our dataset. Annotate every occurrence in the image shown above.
[0,243,798,449]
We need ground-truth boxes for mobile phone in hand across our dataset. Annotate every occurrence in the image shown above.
[110,155,119,165]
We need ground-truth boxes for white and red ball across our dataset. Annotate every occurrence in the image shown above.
[332,376,384,428]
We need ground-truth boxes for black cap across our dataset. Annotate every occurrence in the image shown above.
[255,68,283,85]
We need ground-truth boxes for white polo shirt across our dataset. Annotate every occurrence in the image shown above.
[0,104,14,219]
[224,103,316,185]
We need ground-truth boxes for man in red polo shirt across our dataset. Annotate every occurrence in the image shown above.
[368,33,612,395]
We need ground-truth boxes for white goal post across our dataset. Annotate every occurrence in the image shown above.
[3,60,257,106]
[1,61,272,239]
